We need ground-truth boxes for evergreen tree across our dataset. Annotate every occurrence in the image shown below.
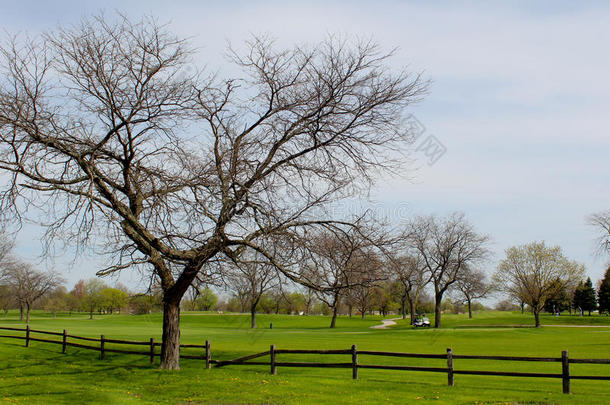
[599,266,610,315]
[544,280,570,314]
[572,281,586,314]
[581,277,597,315]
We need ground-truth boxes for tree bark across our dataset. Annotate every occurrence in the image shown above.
[160,299,181,370]
[26,302,31,324]
[534,308,541,328]
[434,292,443,328]
[401,298,407,320]
[250,304,257,329]
[330,305,338,328]
[467,298,472,319]
[19,305,24,321]
[409,299,416,325]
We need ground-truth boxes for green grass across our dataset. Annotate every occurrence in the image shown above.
[1,310,610,404]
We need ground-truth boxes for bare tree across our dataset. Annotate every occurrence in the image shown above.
[0,284,13,315]
[588,210,610,256]
[494,241,585,327]
[0,261,64,323]
[405,213,490,328]
[300,226,386,328]
[388,254,428,324]
[0,15,427,368]
[225,252,280,328]
[346,252,384,319]
[453,267,491,318]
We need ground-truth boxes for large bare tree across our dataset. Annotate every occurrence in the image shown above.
[405,213,490,328]
[494,241,585,327]
[0,15,426,368]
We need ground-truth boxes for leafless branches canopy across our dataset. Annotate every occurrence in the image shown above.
[0,260,64,323]
[588,210,610,257]
[0,15,426,368]
[403,212,490,328]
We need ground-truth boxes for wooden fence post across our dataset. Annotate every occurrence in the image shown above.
[352,344,358,380]
[205,340,211,369]
[100,335,105,360]
[562,350,570,394]
[270,344,277,375]
[62,329,67,354]
[447,348,454,386]
[25,325,30,347]
[150,338,155,365]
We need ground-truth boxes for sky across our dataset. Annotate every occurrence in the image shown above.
[1,1,608,292]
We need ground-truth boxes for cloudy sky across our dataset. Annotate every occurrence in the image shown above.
[1,1,609,290]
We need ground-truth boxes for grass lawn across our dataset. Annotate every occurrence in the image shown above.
[1,310,609,404]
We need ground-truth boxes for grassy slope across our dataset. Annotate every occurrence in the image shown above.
[1,311,609,404]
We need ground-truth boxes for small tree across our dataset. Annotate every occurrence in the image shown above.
[300,226,386,328]
[226,252,280,328]
[0,284,14,315]
[0,261,64,323]
[100,288,129,314]
[388,254,428,324]
[454,267,491,319]
[43,286,69,318]
[82,279,108,319]
[494,242,585,327]
[598,266,610,315]
[573,277,597,315]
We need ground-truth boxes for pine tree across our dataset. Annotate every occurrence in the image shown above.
[581,277,597,315]
[598,266,610,315]
[572,281,586,315]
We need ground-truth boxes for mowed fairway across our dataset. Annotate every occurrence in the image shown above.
[1,311,610,404]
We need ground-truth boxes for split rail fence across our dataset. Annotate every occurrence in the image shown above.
[2,325,610,394]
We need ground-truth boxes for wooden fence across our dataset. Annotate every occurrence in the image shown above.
[0,325,215,368]
[214,344,610,394]
[2,326,610,394]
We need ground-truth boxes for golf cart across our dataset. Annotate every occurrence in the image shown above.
[413,314,431,328]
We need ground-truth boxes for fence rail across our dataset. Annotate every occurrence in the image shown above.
[2,325,610,394]
[0,325,215,368]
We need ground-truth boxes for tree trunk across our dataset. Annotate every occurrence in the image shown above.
[26,303,31,324]
[533,308,541,328]
[160,299,181,370]
[401,298,407,320]
[361,310,365,320]
[409,299,416,325]
[250,306,257,329]
[520,301,525,314]
[89,307,93,320]
[434,293,443,328]
[19,305,24,321]
[330,305,338,328]
[467,298,472,319]
[348,304,353,318]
